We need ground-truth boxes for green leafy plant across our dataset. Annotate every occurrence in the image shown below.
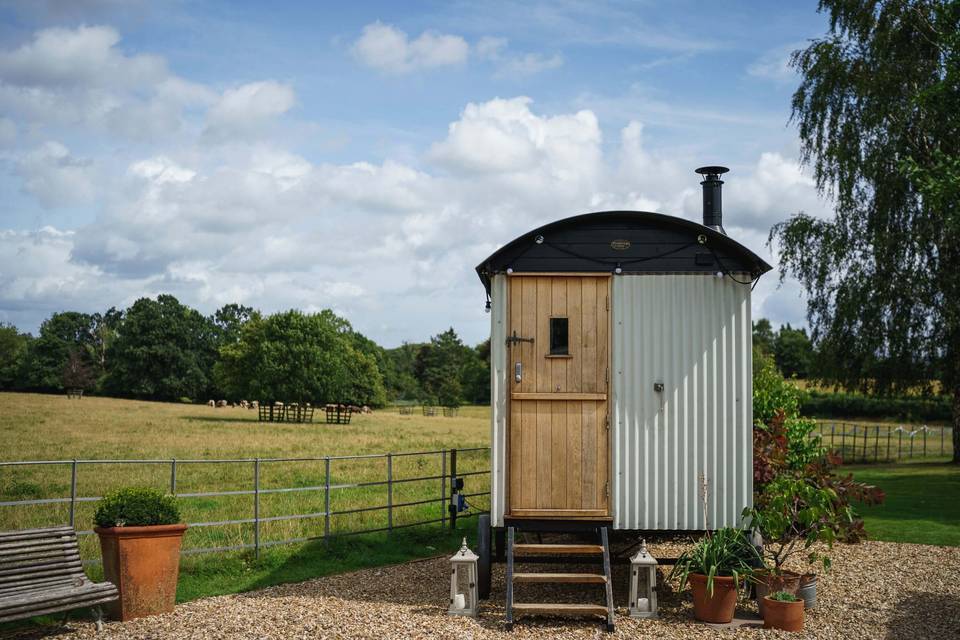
[768,591,798,602]
[669,527,760,596]
[743,475,843,574]
[94,487,181,528]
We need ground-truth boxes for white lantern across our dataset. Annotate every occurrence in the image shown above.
[628,539,658,619]
[448,537,479,617]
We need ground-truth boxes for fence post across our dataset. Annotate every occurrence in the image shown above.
[386,453,393,533]
[942,427,946,455]
[874,426,879,463]
[923,428,927,457]
[863,425,868,461]
[440,449,447,529]
[886,428,891,462]
[253,458,260,559]
[842,424,847,460]
[170,458,177,495]
[449,448,458,531]
[909,431,914,458]
[898,429,903,459]
[831,423,836,453]
[69,460,78,528]
[324,457,331,541]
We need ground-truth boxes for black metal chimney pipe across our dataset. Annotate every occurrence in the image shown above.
[695,165,729,234]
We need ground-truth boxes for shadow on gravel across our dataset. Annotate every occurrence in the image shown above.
[885,591,960,640]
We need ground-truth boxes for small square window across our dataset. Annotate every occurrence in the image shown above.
[549,317,569,355]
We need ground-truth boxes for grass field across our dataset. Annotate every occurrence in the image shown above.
[849,462,960,547]
[0,392,491,560]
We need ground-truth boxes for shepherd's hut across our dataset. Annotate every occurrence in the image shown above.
[470,166,772,629]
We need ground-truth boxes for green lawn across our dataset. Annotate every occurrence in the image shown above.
[849,461,960,546]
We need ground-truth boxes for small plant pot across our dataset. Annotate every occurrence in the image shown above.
[762,596,805,632]
[754,570,801,617]
[96,524,187,621]
[689,573,740,623]
[798,573,817,609]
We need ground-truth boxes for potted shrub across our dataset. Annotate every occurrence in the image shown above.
[669,527,760,623]
[94,487,186,621]
[743,475,840,615]
[762,591,804,631]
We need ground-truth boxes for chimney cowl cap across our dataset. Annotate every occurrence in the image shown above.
[695,166,729,177]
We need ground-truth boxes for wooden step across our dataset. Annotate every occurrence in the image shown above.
[513,572,607,584]
[513,543,604,555]
[512,603,609,617]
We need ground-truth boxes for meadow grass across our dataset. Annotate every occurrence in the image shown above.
[0,392,491,559]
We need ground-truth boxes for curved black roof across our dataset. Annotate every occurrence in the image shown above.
[476,210,773,293]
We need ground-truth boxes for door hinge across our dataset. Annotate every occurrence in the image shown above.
[605,481,610,498]
[605,368,609,385]
[604,413,610,431]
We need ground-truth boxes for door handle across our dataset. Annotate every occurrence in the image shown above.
[515,362,522,383]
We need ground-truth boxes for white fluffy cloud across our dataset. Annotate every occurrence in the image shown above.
[15,141,95,208]
[352,22,469,74]
[204,81,296,141]
[0,25,214,139]
[430,97,600,178]
[0,25,164,88]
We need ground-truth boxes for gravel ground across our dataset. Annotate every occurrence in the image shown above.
[14,539,960,639]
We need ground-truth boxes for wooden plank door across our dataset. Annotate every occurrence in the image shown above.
[506,274,610,518]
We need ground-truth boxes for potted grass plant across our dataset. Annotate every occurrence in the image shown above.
[669,527,760,623]
[94,487,186,621]
[762,591,804,631]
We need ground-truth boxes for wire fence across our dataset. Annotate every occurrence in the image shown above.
[817,421,954,463]
[0,447,491,563]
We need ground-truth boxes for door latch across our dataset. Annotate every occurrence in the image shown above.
[515,362,522,383]
[505,330,534,347]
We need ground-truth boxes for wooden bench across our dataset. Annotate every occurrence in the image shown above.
[0,526,118,630]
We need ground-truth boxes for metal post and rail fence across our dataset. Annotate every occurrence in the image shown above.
[0,447,491,563]
[816,421,953,463]
[1,422,951,562]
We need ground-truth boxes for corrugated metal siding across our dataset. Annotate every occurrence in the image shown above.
[611,274,753,530]
[489,274,508,527]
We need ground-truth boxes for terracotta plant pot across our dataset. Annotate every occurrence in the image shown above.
[96,523,187,621]
[689,573,740,623]
[763,596,805,632]
[754,570,801,617]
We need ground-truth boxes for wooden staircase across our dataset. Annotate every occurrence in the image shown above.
[505,526,615,632]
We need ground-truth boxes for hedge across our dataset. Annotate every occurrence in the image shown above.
[800,390,952,422]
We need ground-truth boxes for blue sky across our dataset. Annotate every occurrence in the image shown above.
[0,0,831,346]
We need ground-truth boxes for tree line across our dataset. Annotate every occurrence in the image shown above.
[0,294,490,408]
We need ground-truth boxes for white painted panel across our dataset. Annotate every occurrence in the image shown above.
[611,274,753,530]
[489,274,508,527]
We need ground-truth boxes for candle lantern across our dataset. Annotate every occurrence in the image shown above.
[448,537,479,617]
[628,539,658,619]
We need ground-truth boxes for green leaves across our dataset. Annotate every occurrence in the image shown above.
[94,487,181,528]
[669,528,760,596]
[772,0,960,426]
[213,309,386,406]
[105,295,219,401]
